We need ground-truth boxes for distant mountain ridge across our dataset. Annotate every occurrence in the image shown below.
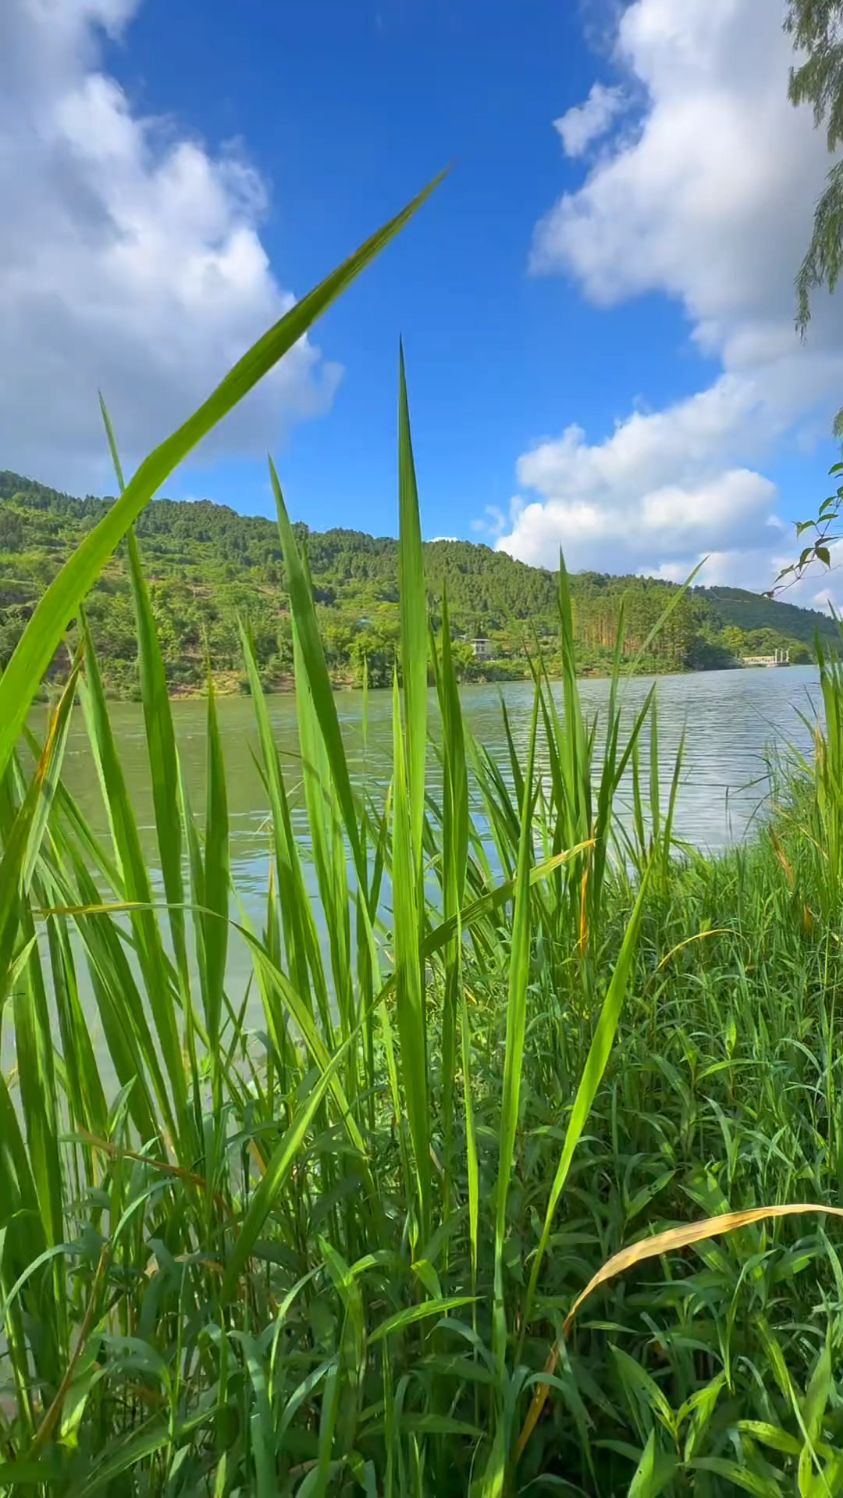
[0,469,835,694]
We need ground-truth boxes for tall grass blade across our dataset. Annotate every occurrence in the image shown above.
[391,673,431,1237]
[202,677,230,1110]
[493,690,539,1362]
[397,344,428,867]
[270,459,364,882]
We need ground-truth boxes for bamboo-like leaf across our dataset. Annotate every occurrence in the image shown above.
[290,590,353,1041]
[0,659,80,994]
[419,843,592,970]
[100,397,196,1086]
[369,1296,476,1344]
[239,622,325,1009]
[432,586,469,1214]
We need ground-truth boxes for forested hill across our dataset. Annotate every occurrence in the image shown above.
[0,469,836,694]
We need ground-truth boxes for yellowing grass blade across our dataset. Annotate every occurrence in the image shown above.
[516,1201,843,1462]
[562,1203,843,1334]
[0,171,445,781]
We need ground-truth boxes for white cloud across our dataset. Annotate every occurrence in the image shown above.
[0,0,340,490]
[810,583,843,614]
[554,83,627,157]
[500,0,843,590]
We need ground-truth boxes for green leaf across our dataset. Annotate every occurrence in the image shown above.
[125,526,188,983]
[201,677,230,1103]
[270,459,364,882]
[628,1430,678,1498]
[612,1345,675,1436]
[397,343,428,866]
[391,672,430,1232]
[735,1422,801,1458]
[689,1458,784,1496]
[79,615,186,1132]
[369,1295,476,1343]
[0,659,80,995]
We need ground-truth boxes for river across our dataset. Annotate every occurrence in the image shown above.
[53,665,821,925]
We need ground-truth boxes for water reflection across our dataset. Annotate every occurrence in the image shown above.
[56,666,820,920]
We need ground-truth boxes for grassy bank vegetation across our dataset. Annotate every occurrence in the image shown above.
[3,183,843,1496]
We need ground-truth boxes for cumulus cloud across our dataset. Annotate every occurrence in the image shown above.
[499,0,843,592]
[0,0,340,490]
[553,83,627,157]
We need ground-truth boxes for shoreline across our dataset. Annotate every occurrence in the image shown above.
[103,656,791,702]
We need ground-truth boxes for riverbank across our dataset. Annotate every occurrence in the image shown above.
[70,653,764,702]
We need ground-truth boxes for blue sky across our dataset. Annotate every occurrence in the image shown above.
[115,0,690,536]
[2,0,842,600]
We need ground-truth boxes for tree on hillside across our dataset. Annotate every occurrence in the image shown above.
[0,509,24,550]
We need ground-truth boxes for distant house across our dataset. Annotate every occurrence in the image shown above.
[471,638,493,660]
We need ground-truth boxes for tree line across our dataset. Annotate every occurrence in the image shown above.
[0,471,834,695]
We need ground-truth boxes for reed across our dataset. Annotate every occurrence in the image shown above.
[2,192,843,1494]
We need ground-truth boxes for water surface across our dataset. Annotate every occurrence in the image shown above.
[57,666,821,925]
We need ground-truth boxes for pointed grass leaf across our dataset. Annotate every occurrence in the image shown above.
[391,672,430,1232]
[202,677,230,1095]
[628,1430,679,1498]
[397,344,428,866]
[368,1296,477,1344]
[270,458,364,882]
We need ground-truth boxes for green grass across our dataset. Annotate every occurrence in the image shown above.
[4,192,843,1495]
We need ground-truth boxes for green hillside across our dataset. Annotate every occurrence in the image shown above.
[0,470,835,694]
[695,583,835,646]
